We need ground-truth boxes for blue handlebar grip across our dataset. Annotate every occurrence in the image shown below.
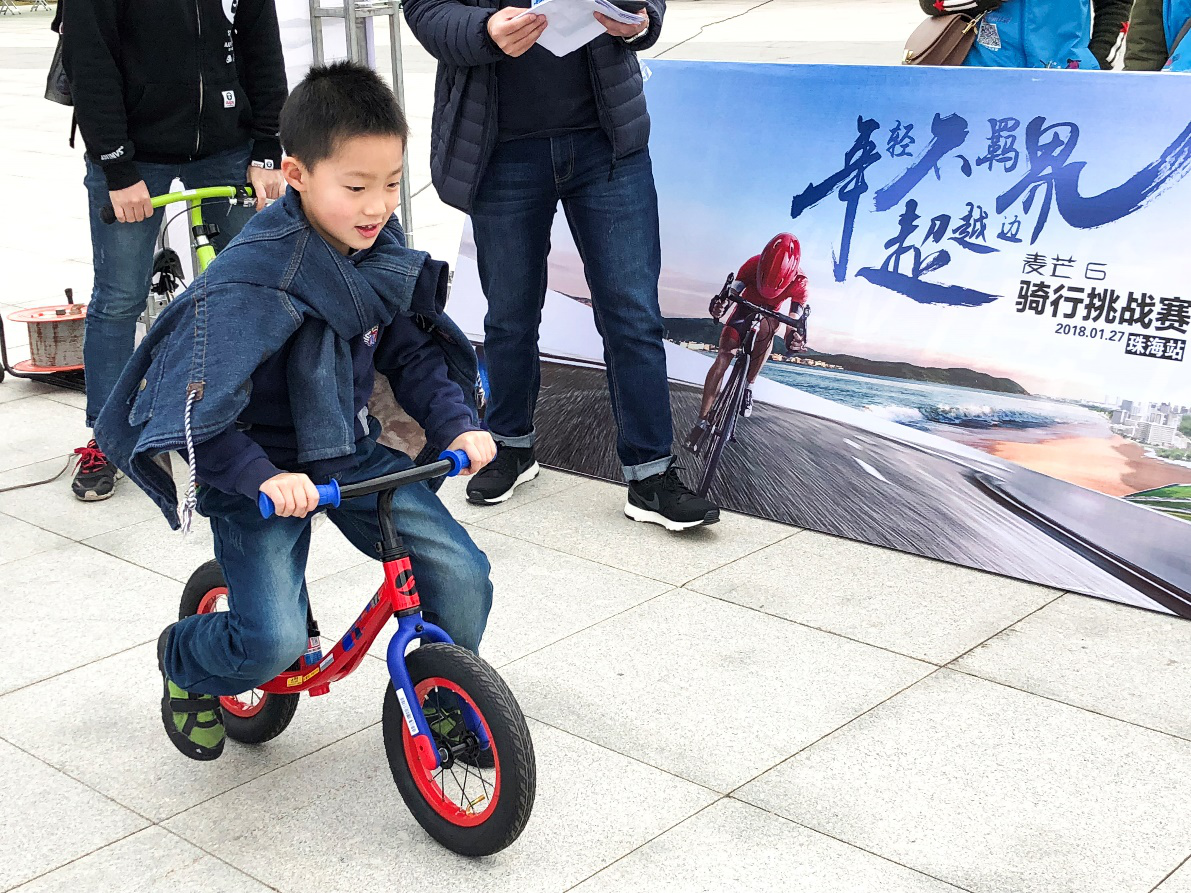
[258,480,342,518]
[439,449,471,477]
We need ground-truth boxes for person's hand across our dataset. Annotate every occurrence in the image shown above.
[260,472,321,518]
[109,180,154,223]
[447,430,497,476]
[487,7,547,57]
[709,295,730,320]
[594,6,648,39]
[785,331,807,354]
[247,164,285,211]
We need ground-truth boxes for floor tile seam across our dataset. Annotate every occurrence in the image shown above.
[689,589,945,668]
[459,521,683,588]
[559,797,727,893]
[675,526,807,588]
[725,665,949,793]
[0,637,154,698]
[650,0,779,59]
[1148,852,1191,893]
[944,665,1191,747]
[0,827,149,893]
[159,721,382,825]
[0,730,156,824]
[723,796,981,893]
[489,588,680,670]
[154,826,286,893]
[942,587,1069,667]
[518,714,726,797]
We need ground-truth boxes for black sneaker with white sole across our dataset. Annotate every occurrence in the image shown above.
[72,439,118,502]
[625,464,720,531]
[466,444,539,505]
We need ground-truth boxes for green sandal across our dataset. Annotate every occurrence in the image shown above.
[157,626,225,761]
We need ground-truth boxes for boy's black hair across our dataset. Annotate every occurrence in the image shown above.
[279,61,408,167]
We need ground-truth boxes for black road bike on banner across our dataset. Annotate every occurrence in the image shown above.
[691,275,805,498]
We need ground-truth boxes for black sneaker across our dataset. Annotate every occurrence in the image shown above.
[685,419,710,454]
[466,444,539,505]
[71,439,117,502]
[625,464,720,531]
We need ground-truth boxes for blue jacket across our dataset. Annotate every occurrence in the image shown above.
[965,0,1100,69]
[95,189,481,529]
[1166,0,1191,69]
[403,0,664,212]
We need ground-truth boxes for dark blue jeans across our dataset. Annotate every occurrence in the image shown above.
[82,145,253,426]
[164,435,494,696]
[470,130,674,481]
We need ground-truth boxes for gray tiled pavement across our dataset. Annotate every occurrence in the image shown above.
[3,3,1190,891]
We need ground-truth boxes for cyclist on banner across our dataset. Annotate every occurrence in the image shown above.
[687,233,809,453]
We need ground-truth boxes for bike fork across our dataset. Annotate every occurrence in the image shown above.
[384,612,492,772]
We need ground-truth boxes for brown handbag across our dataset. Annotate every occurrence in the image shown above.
[903,13,984,65]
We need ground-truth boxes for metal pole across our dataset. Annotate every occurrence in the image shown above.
[389,6,414,244]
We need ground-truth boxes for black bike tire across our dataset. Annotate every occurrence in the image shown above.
[178,559,300,745]
[383,643,536,857]
[698,354,749,497]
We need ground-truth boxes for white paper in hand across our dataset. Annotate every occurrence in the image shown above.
[514,0,645,57]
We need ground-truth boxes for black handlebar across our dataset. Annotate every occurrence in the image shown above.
[721,292,804,330]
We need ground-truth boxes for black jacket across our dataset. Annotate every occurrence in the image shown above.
[61,0,288,191]
[404,0,662,212]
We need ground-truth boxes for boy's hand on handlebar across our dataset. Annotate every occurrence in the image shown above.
[109,181,154,223]
[260,472,321,518]
[447,431,497,476]
[247,165,285,211]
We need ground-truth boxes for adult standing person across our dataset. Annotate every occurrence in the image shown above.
[404,0,721,531]
[60,0,288,501]
[1124,0,1191,70]
[918,0,1131,69]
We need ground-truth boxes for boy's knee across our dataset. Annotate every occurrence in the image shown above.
[237,622,307,687]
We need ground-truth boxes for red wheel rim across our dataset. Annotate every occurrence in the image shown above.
[196,588,269,718]
[402,677,501,826]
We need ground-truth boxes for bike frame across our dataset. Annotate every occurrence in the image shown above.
[256,458,489,774]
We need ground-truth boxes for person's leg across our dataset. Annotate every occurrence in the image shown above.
[82,158,177,425]
[77,158,177,500]
[557,131,672,480]
[164,486,313,696]
[745,318,778,383]
[328,440,493,653]
[699,324,742,418]
[179,144,253,249]
[559,131,718,529]
[469,138,558,446]
[465,138,559,503]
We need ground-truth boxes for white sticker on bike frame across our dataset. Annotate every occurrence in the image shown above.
[395,688,420,736]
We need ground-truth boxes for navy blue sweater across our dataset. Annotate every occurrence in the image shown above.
[195,261,477,499]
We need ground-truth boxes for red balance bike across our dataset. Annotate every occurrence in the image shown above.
[180,449,536,856]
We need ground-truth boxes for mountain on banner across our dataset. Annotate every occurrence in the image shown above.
[660,316,1028,395]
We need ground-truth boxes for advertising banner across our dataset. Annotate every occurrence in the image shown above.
[447,61,1191,617]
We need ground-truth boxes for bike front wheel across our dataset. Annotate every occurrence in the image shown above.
[698,353,749,497]
[383,643,536,857]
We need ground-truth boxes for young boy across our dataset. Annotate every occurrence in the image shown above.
[95,62,497,761]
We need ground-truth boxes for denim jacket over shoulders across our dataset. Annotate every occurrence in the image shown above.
[95,189,480,529]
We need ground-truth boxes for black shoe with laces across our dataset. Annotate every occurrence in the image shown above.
[71,439,118,502]
[625,464,720,531]
[466,444,539,505]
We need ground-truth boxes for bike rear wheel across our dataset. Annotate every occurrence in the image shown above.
[384,643,536,857]
[179,560,300,744]
[698,353,749,497]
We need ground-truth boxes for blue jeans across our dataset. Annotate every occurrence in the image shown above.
[470,130,674,481]
[163,435,494,696]
[82,145,254,426]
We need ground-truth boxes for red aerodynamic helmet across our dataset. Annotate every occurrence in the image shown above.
[756,233,802,301]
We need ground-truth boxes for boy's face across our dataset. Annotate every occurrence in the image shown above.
[282,133,405,255]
